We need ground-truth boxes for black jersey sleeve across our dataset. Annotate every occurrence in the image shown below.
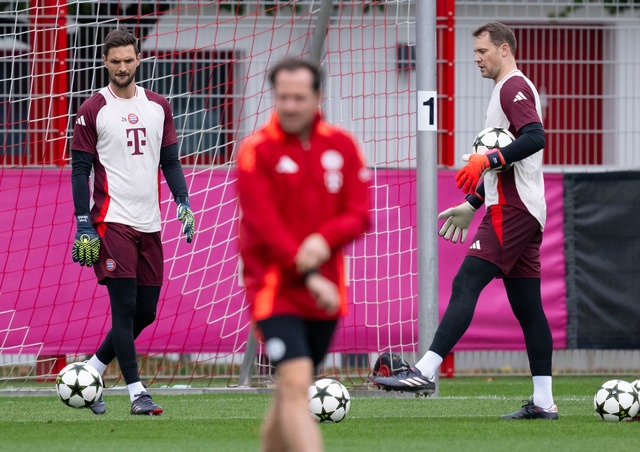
[71,150,94,215]
[500,122,546,164]
[160,142,189,203]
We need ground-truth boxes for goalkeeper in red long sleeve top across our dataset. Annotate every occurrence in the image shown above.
[237,58,370,451]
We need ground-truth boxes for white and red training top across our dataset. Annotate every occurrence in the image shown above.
[71,85,178,233]
[483,70,546,230]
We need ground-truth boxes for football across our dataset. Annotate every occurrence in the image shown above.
[472,126,515,155]
[308,378,351,423]
[55,362,104,409]
[593,379,639,422]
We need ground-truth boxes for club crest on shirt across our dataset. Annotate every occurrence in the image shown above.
[275,155,299,174]
[105,259,116,272]
[321,150,344,171]
[321,150,344,193]
[324,171,343,193]
[127,113,139,124]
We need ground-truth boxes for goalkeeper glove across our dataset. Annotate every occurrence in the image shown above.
[177,199,195,243]
[455,150,505,195]
[72,214,100,267]
[437,201,476,244]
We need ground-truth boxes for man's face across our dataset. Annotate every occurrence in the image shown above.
[473,32,507,81]
[273,68,321,136]
[103,45,140,88]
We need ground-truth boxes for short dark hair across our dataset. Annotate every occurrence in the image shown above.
[268,58,323,92]
[103,28,139,57]
[472,22,517,55]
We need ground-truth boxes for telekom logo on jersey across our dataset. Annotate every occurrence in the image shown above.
[126,128,147,155]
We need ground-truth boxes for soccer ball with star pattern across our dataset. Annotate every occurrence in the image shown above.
[55,362,104,409]
[593,379,639,422]
[308,378,351,423]
[472,126,515,171]
[472,126,515,155]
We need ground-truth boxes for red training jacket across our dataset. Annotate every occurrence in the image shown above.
[237,112,371,321]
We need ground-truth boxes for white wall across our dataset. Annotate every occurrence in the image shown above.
[324,16,416,168]
[613,25,640,168]
[149,8,308,138]
[455,20,495,167]
[144,3,639,170]
[146,5,416,168]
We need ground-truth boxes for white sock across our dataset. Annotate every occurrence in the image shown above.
[414,351,443,380]
[86,356,108,375]
[127,382,147,402]
[532,376,555,408]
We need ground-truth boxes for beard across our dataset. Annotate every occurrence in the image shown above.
[110,70,136,88]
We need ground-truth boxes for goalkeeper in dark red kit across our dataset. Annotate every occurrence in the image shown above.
[374,22,556,421]
[237,58,370,452]
[70,28,194,416]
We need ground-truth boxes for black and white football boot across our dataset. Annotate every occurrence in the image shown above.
[130,392,163,416]
[500,400,558,420]
[373,366,436,397]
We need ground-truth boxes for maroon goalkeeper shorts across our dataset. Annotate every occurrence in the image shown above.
[466,205,542,278]
[94,222,163,286]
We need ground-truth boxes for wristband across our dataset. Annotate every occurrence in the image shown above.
[465,193,483,210]
[486,149,506,169]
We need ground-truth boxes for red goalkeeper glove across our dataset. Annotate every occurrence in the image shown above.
[455,150,505,195]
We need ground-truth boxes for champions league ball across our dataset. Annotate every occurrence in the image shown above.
[472,126,515,155]
[472,127,515,171]
[56,362,104,409]
[308,378,351,423]
[593,379,639,422]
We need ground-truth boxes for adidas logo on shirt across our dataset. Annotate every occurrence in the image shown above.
[76,115,86,126]
[470,240,481,250]
[513,91,527,102]
[275,155,299,174]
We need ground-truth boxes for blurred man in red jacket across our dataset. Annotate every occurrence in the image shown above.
[237,58,370,452]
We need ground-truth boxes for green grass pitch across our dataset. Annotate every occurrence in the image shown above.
[0,376,638,451]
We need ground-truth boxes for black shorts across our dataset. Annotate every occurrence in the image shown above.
[94,222,163,286]
[256,315,338,368]
[467,205,542,278]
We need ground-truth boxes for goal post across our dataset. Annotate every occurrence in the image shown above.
[415,0,439,395]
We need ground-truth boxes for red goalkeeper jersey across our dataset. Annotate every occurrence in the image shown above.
[237,113,370,321]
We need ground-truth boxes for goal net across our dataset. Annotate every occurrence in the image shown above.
[1,1,432,389]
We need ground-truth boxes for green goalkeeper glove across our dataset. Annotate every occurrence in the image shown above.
[177,199,195,243]
[72,214,101,267]
[437,201,476,244]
